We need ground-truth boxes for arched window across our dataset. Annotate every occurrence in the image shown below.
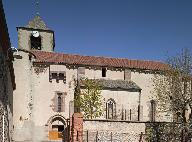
[150,100,156,122]
[106,99,116,119]
[52,92,66,112]
[58,95,62,112]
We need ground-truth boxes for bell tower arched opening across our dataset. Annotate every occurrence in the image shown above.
[30,34,41,50]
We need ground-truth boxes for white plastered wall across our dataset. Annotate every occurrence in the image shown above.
[131,71,172,122]
[84,67,124,80]
[99,90,140,120]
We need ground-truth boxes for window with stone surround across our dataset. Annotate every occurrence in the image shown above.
[150,100,156,122]
[77,67,85,79]
[124,69,131,81]
[106,98,116,119]
[57,94,62,112]
[52,92,66,112]
[49,71,66,83]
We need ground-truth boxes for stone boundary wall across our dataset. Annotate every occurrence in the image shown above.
[83,119,146,142]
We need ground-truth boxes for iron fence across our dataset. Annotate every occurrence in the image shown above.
[82,130,146,142]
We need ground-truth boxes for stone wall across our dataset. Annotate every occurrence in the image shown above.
[98,90,140,121]
[131,71,172,122]
[12,48,172,142]
[13,55,76,141]
[13,51,34,141]
[0,21,13,142]
[83,120,146,142]
[0,1,14,141]
[0,51,14,142]
[13,57,172,141]
[0,70,13,142]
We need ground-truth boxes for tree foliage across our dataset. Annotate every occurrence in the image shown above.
[74,78,103,119]
[151,48,192,141]
[153,49,192,120]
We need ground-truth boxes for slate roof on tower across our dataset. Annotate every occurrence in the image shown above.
[31,50,169,71]
[26,16,48,30]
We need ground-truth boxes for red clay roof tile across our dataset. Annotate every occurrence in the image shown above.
[31,50,169,71]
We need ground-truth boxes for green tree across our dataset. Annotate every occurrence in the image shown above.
[152,48,192,141]
[74,78,103,119]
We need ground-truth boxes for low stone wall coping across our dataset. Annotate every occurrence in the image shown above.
[83,119,178,124]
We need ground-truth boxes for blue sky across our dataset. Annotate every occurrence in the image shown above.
[2,0,192,61]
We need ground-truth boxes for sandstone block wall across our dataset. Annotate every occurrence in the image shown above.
[83,120,146,142]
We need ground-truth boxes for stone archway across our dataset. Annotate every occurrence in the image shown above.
[47,115,66,140]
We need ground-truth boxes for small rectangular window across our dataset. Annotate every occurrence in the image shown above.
[59,73,64,79]
[78,67,85,75]
[124,69,131,81]
[49,71,66,83]
[77,67,85,80]
[59,73,66,83]
[102,68,106,77]
[52,73,57,79]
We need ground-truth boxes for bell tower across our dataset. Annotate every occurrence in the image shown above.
[17,15,55,52]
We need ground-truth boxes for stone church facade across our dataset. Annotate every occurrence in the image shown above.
[13,16,171,142]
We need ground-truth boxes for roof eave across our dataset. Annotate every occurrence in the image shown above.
[16,27,54,33]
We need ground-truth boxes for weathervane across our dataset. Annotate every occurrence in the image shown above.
[35,0,40,16]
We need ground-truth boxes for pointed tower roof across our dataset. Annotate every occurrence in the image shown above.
[26,16,49,30]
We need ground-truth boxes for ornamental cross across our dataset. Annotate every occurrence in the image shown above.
[35,0,40,16]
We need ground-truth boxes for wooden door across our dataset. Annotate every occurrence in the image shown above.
[49,125,64,140]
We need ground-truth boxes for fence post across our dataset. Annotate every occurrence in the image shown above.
[87,130,88,142]
[138,105,140,121]
[121,108,124,120]
[139,132,143,142]
[76,131,79,141]
[66,119,70,142]
[182,128,184,142]
[130,109,132,120]
[125,109,127,120]
[111,132,112,142]
[96,131,98,142]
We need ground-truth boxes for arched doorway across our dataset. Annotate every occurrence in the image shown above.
[47,115,66,140]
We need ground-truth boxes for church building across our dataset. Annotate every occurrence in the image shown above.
[13,15,170,142]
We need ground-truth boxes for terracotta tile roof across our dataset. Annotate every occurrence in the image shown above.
[31,50,169,71]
